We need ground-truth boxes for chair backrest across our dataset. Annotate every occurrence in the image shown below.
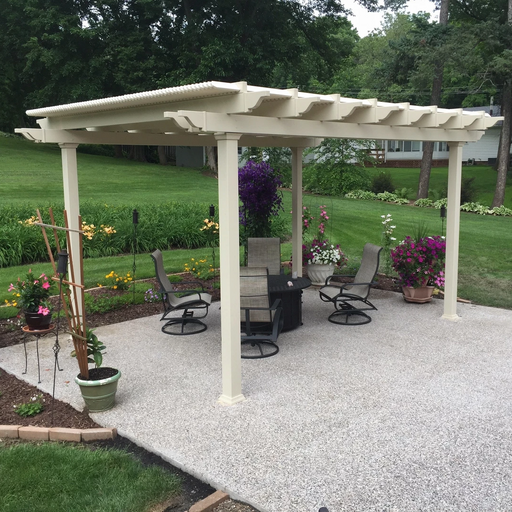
[247,237,281,275]
[240,266,271,324]
[151,249,174,295]
[349,243,383,299]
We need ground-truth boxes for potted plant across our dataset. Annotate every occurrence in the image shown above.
[301,205,347,285]
[72,328,121,412]
[7,270,54,330]
[390,235,446,303]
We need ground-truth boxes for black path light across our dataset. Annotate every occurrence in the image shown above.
[440,205,447,237]
[132,209,139,301]
[209,204,217,292]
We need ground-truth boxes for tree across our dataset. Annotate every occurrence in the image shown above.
[493,0,512,207]
[418,0,449,200]
[449,0,512,207]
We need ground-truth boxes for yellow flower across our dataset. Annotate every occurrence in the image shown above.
[113,285,117,289]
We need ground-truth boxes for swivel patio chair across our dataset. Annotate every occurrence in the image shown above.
[240,266,283,359]
[319,243,382,325]
[247,237,282,275]
[151,249,212,335]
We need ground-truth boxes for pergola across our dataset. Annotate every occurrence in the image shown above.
[16,81,502,405]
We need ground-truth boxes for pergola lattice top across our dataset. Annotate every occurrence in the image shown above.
[19,81,502,148]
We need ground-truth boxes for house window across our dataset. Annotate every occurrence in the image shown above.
[434,141,448,152]
[388,141,422,152]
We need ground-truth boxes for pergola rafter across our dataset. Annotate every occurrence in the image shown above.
[15,80,503,406]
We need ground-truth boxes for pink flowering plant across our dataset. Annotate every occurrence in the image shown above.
[6,270,53,314]
[390,236,446,288]
[301,205,347,267]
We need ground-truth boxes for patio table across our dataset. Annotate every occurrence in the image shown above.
[268,275,311,332]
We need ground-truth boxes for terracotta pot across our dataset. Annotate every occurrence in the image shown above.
[307,263,335,286]
[402,285,435,303]
[24,311,52,331]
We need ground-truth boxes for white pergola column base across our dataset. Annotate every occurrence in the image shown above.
[442,141,465,321]
[215,132,245,406]
[291,147,304,276]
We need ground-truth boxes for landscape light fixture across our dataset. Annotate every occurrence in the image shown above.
[57,251,68,275]
[209,204,215,218]
[440,205,446,237]
[132,210,139,300]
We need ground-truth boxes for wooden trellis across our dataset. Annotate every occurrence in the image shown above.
[35,208,89,379]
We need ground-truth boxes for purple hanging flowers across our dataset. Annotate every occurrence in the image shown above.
[238,160,283,238]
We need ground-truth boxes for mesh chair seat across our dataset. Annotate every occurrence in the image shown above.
[319,243,382,325]
[247,238,282,275]
[240,266,283,358]
[151,249,212,335]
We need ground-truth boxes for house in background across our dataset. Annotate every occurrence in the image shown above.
[175,107,506,169]
[376,105,505,167]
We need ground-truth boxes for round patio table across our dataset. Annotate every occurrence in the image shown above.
[267,275,311,332]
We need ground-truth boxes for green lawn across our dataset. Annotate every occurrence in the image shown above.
[0,441,180,512]
[368,165,512,209]
[0,133,511,310]
[0,134,217,205]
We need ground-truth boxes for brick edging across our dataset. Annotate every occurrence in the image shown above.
[0,425,117,442]
[189,490,229,512]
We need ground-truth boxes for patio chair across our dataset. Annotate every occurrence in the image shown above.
[240,266,283,359]
[247,237,282,275]
[319,243,382,325]
[151,249,212,335]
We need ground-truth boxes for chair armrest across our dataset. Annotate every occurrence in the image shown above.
[325,274,356,286]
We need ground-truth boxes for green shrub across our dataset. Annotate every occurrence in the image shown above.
[394,187,413,200]
[375,192,409,204]
[433,198,448,209]
[461,176,478,203]
[371,172,395,194]
[414,198,434,207]
[0,201,219,268]
[345,190,377,200]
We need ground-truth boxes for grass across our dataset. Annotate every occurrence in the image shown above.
[0,133,511,310]
[0,134,217,205]
[0,441,181,512]
[368,165,512,209]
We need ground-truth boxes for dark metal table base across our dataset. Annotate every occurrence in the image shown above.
[22,325,62,383]
[268,275,311,332]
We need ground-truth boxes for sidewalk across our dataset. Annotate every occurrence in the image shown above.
[1,288,512,511]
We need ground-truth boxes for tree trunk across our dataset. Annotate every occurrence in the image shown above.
[114,145,124,158]
[206,146,218,176]
[492,81,511,207]
[157,145,168,165]
[491,0,512,207]
[128,145,147,162]
[417,0,449,199]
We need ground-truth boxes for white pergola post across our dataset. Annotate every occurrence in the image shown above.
[216,133,245,406]
[442,141,465,321]
[59,143,83,311]
[291,147,304,277]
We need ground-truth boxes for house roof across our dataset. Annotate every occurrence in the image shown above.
[18,81,503,147]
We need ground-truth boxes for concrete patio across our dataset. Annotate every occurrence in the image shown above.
[1,288,512,511]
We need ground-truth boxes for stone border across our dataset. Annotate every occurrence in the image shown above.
[189,490,229,512]
[0,425,117,442]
